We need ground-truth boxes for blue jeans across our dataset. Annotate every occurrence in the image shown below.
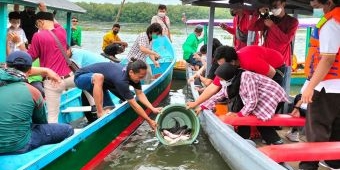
[74,73,114,107]
[7,123,74,154]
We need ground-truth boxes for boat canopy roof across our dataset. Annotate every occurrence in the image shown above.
[186,17,319,28]
[181,0,313,15]
[1,0,86,13]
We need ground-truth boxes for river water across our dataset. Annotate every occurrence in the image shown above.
[79,23,307,169]
[94,80,230,170]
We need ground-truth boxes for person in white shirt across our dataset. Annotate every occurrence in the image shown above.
[151,4,171,41]
[300,0,340,169]
[6,11,27,55]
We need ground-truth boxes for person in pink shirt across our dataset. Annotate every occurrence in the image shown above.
[18,4,75,123]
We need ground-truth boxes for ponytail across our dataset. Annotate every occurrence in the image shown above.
[127,59,147,73]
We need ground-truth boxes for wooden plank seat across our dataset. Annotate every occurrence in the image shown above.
[259,142,340,162]
[218,114,305,127]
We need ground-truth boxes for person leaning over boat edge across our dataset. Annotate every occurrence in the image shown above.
[188,38,223,88]
[74,59,162,130]
[0,51,73,155]
[299,0,340,169]
[195,63,288,144]
[186,45,286,112]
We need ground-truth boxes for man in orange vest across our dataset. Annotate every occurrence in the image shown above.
[300,0,340,169]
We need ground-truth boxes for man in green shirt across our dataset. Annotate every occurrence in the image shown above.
[0,51,74,154]
[182,25,204,71]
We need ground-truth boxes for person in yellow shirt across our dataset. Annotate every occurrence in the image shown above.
[102,23,128,54]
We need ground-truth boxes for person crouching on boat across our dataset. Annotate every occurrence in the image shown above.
[196,63,288,145]
[74,59,162,130]
[126,23,163,84]
[182,25,204,71]
[0,51,74,155]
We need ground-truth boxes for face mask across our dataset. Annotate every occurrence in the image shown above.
[151,34,158,40]
[271,7,282,16]
[113,30,119,35]
[313,8,324,18]
[220,80,232,87]
[158,12,166,17]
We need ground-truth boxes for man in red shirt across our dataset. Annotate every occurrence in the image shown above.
[220,0,259,50]
[249,0,298,93]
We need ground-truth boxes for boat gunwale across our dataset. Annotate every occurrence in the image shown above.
[16,57,176,170]
[187,67,285,170]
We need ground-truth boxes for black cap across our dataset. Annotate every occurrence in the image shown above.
[215,62,238,81]
[6,51,32,67]
[36,11,54,21]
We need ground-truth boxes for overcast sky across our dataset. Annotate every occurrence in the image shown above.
[70,0,182,5]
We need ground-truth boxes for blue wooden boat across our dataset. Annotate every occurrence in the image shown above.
[0,35,175,170]
[0,1,176,169]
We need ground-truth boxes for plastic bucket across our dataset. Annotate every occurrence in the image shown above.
[155,104,200,146]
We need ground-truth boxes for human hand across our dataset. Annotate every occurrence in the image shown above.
[302,87,314,103]
[153,60,160,68]
[193,53,201,60]
[259,7,270,13]
[186,101,197,110]
[194,107,202,115]
[152,107,163,114]
[219,23,227,30]
[45,69,62,85]
[196,87,205,93]
[147,119,157,131]
[290,108,301,117]
[188,76,195,83]
[122,42,128,47]
[264,19,274,27]
[8,32,21,44]
[226,112,237,117]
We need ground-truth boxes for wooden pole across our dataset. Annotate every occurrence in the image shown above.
[115,0,126,23]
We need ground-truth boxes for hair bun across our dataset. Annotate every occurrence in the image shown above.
[130,58,137,63]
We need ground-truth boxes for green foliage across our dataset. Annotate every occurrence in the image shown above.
[73,2,232,23]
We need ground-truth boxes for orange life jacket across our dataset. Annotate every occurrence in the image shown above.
[305,7,340,80]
